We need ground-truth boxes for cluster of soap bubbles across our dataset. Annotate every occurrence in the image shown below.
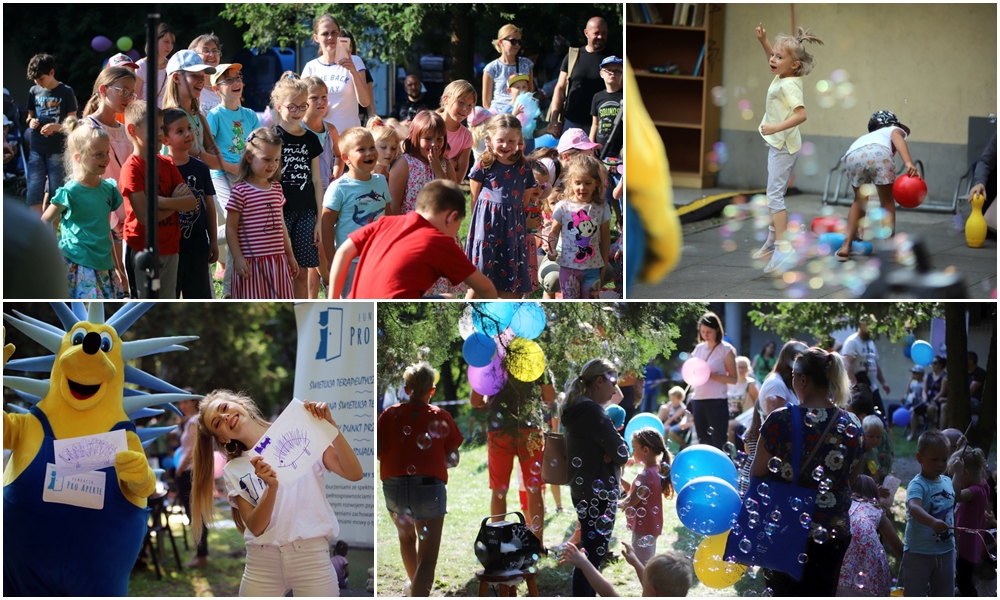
[816,69,856,109]
[706,141,729,173]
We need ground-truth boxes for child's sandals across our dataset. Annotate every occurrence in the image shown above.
[835,247,851,262]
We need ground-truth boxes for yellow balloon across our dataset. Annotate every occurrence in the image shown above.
[434,370,441,385]
[693,531,746,589]
[505,337,545,382]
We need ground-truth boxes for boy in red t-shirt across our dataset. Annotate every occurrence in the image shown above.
[118,100,196,298]
[330,179,497,299]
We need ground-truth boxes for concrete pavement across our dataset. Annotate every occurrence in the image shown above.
[630,188,997,299]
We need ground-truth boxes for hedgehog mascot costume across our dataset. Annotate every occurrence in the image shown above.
[3,303,199,596]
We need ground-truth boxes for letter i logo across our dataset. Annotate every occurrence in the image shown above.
[315,307,344,362]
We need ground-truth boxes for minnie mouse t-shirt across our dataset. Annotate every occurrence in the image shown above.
[552,200,611,270]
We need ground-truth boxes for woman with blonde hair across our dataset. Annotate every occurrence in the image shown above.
[482,23,534,114]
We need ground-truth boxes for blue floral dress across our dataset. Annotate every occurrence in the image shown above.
[465,159,537,293]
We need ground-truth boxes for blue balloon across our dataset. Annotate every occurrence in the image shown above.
[605,404,626,429]
[904,333,916,346]
[676,476,741,536]
[173,447,183,471]
[472,303,516,337]
[903,344,912,359]
[463,332,498,368]
[817,232,873,255]
[892,407,911,427]
[623,412,665,452]
[671,444,739,490]
[510,302,546,340]
[910,340,933,367]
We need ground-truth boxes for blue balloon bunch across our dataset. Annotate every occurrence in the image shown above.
[672,445,741,536]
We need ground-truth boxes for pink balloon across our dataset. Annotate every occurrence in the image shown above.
[213,451,227,479]
[469,353,507,396]
[681,357,711,387]
[126,49,141,62]
[494,327,516,359]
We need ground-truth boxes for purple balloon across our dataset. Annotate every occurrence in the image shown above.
[92,36,113,53]
[469,354,507,396]
[126,49,141,62]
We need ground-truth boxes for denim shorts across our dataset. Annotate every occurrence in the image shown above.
[382,475,447,521]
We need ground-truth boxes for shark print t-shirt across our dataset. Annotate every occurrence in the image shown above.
[904,473,956,555]
[323,174,391,258]
[551,200,612,270]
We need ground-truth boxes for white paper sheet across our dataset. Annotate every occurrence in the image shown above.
[52,430,129,475]
[248,398,338,485]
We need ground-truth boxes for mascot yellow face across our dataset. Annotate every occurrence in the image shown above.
[51,323,125,413]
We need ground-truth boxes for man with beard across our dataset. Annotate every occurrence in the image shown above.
[842,316,891,417]
[548,17,612,135]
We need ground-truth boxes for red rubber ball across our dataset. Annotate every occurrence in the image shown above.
[893,174,927,209]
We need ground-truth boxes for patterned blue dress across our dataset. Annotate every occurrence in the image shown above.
[465,159,537,293]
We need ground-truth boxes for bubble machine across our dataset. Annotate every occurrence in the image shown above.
[474,512,544,574]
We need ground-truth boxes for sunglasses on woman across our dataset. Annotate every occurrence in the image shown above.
[503,38,522,46]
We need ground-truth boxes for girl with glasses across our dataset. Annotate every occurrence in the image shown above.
[482,24,535,115]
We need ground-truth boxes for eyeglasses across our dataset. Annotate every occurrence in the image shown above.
[217,74,243,86]
[503,38,522,46]
[602,68,623,75]
[605,373,618,385]
[282,103,309,114]
[198,48,221,56]
[108,86,137,100]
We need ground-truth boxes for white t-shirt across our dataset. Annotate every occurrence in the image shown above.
[758,371,798,412]
[223,455,339,546]
[842,332,879,390]
[842,126,906,160]
[135,58,167,108]
[301,55,367,135]
[691,340,737,400]
[199,88,222,116]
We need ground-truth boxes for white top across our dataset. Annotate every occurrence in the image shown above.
[842,126,906,161]
[842,332,879,391]
[223,455,339,546]
[86,116,131,232]
[758,371,798,411]
[691,340,736,400]
[199,88,222,116]
[301,55,367,135]
[135,58,167,108]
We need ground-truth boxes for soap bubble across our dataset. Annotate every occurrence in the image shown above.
[739,538,752,553]
[637,507,647,518]
[402,426,412,435]
[757,482,770,496]
[416,433,432,450]
[723,442,737,458]
[572,457,583,468]
[812,466,824,481]
[797,553,808,564]
[596,546,606,556]
[767,457,782,473]
[625,506,636,519]
[636,486,651,500]
[592,479,605,495]
[990,113,997,124]
[789,497,804,512]
[637,534,655,548]
[407,465,417,475]
[800,513,812,528]
[589,506,600,518]
[711,86,728,107]
[596,515,614,536]
[854,571,866,590]
[813,526,829,544]
[428,419,450,439]
[707,426,715,436]
[575,477,584,485]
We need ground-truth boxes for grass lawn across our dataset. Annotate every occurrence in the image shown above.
[128,501,373,597]
[376,439,768,597]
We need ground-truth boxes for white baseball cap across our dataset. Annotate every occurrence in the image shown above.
[166,50,217,75]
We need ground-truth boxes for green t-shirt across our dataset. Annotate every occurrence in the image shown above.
[52,179,123,271]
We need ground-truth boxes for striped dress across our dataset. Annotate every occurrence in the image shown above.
[226,181,294,299]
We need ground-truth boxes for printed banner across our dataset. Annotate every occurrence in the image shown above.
[294,302,375,548]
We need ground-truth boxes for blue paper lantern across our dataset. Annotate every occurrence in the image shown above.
[910,340,934,367]
[676,476,741,536]
[671,444,739,490]
[463,332,498,368]
[472,303,516,337]
[623,412,664,452]
[510,302,546,340]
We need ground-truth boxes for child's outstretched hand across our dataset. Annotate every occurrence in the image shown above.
[755,23,767,42]
[251,455,278,487]
[303,400,339,428]
[621,542,643,571]
[558,543,589,568]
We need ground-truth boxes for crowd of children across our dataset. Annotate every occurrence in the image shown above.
[22,17,624,299]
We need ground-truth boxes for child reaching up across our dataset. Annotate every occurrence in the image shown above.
[321,127,389,298]
[190,390,363,596]
[367,117,400,181]
[620,428,673,565]
[40,117,123,298]
[548,153,611,298]
[466,113,537,298]
[226,127,299,299]
[560,542,693,596]
[330,180,497,299]
[752,23,823,274]
[836,111,919,262]
[437,80,476,183]
[271,72,325,299]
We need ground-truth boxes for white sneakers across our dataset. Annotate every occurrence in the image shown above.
[763,243,795,274]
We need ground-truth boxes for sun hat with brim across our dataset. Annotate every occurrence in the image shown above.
[108,53,139,70]
[557,128,601,154]
[868,110,910,136]
[210,63,243,87]
[167,50,217,75]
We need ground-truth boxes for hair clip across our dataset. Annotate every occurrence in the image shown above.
[284,72,297,80]
[246,131,257,144]
[796,36,803,42]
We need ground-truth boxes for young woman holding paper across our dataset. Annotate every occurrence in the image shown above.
[190,389,363,596]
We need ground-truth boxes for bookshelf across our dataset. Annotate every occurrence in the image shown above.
[627,3,725,188]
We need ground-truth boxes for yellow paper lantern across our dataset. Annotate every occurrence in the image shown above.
[693,532,746,589]
[505,337,545,382]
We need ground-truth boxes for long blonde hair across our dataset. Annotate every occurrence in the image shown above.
[367,116,400,147]
[62,116,109,182]
[236,127,284,183]
[772,27,824,76]
[479,113,523,169]
[794,347,850,406]
[437,80,477,116]
[493,24,522,53]
[190,389,272,545]
[83,67,137,118]
[560,358,615,418]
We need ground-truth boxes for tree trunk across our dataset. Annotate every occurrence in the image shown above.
[449,5,474,83]
[944,303,971,432]
[973,313,996,456]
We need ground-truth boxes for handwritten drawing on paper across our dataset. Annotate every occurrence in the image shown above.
[249,398,339,484]
[52,430,129,475]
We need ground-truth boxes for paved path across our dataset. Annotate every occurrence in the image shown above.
[630,189,997,299]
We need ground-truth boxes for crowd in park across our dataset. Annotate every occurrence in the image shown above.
[378,308,996,597]
[5,11,624,301]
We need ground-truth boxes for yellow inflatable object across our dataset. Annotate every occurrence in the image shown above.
[625,59,683,282]
[694,531,748,588]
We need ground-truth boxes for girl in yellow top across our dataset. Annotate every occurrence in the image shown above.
[753,24,823,274]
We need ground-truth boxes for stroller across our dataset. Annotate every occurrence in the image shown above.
[3,87,28,199]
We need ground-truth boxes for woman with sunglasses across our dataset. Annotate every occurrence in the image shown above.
[482,24,535,115]
[560,358,629,596]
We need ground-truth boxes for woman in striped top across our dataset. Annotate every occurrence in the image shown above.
[225,127,299,298]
